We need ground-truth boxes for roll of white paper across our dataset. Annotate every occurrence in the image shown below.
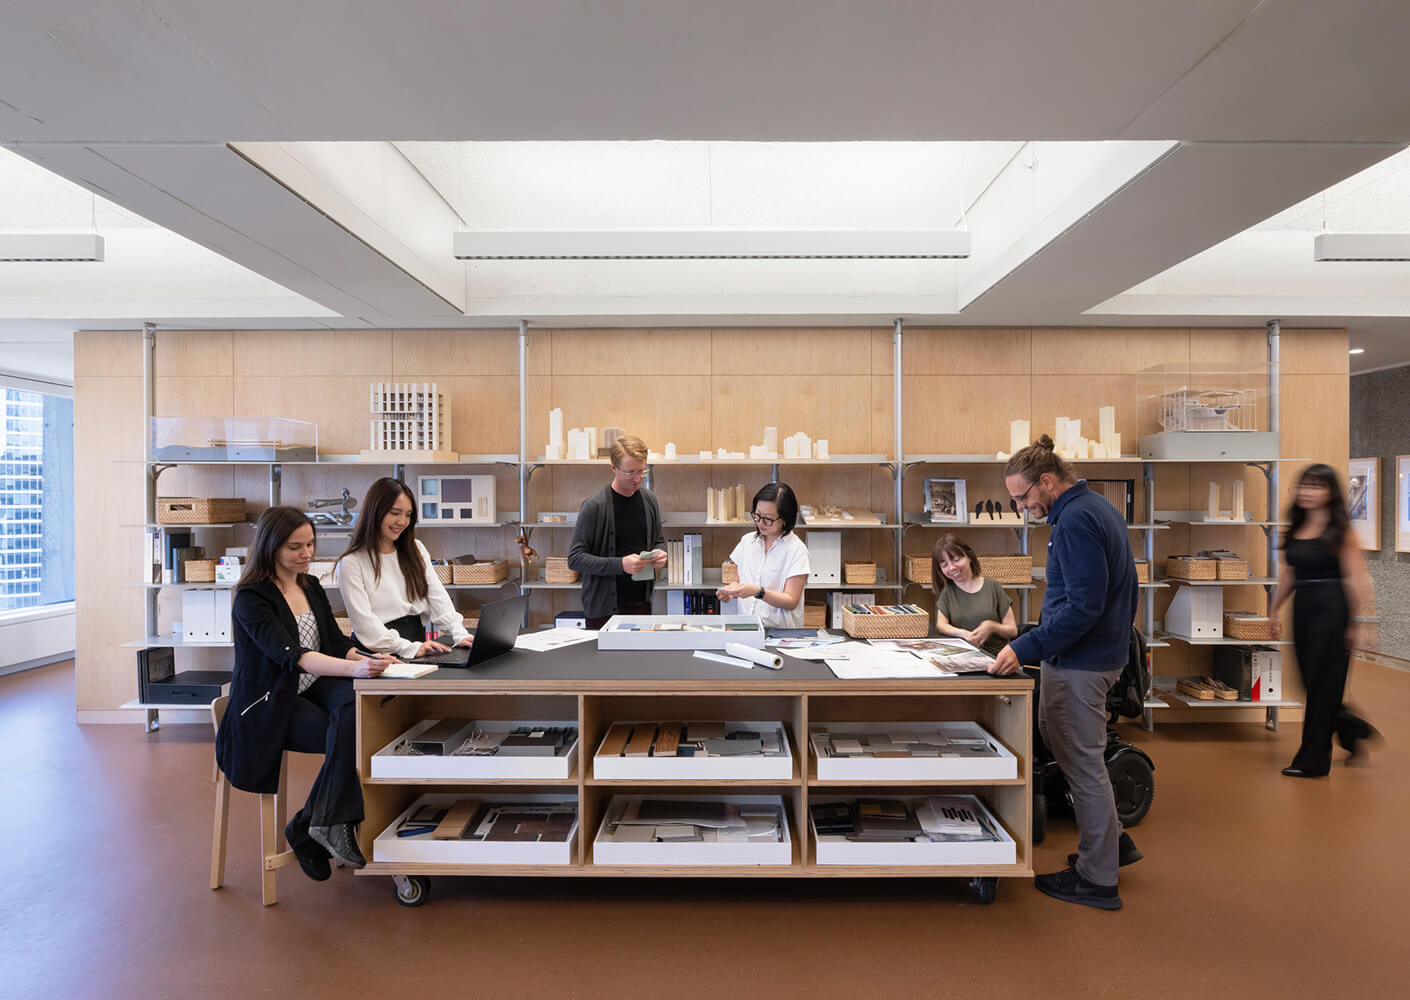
[725,642,783,670]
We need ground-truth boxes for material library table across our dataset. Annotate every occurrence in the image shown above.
[354,642,1034,904]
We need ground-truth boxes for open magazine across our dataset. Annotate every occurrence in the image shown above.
[867,637,995,674]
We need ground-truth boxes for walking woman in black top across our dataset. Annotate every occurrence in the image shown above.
[215,507,396,878]
[1268,464,1380,777]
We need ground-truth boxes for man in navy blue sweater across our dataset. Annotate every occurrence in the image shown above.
[990,435,1140,910]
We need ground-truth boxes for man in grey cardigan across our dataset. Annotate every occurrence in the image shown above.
[568,435,668,629]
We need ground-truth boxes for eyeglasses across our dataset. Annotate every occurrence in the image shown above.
[615,466,650,480]
[750,512,779,527]
[1009,479,1038,506]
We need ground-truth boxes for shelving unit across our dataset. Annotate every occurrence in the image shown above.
[352,645,1033,904]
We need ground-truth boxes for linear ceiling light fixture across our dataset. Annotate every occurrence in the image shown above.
[0,234,105,262]
[452,229,971,260]
[1313,233,1410,262]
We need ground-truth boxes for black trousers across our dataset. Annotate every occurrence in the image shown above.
[1291,583,1369,774]
[285,676,362,827]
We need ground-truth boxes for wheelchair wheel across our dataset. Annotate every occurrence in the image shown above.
[1108,753,1154,827]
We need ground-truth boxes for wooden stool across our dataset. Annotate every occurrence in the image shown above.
[209,695,298,905]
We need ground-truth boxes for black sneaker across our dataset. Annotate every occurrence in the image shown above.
[1068,831,1143,869]
[285,815,332,882]
[309,823,367,869]
[1034,866,1122,910]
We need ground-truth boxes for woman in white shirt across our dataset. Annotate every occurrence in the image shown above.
[334,478,472,659]
[716,483,811,629]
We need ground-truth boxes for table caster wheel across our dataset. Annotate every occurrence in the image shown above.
[969,877,998,904]
[393,874,430,907]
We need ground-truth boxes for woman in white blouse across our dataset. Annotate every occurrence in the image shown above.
[716,483,811,629]
[334,478,472,659]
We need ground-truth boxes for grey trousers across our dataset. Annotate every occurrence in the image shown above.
[1039,662,1124,886]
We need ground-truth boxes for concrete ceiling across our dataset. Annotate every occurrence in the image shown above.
[3,0,1410,378]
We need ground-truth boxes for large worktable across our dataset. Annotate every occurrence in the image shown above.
[353,642,1033,903]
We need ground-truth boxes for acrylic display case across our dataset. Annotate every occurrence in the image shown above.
[150,416,318,462]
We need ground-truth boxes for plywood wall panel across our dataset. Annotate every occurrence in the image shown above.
[710,328,879,375]
[904,328,1031,375]
[232,376,371,454]
[1031,328,1188,374]
[72,330,142,378]
[1279,329,1349,375]
[232,329,393,376]
[553,375,712,455]
[551,329,712,376]
[904,375,1030,455]
[711,375,874,454]
[390,329,518,376]
[156,330,234,377]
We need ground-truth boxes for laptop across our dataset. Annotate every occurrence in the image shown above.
[407,594,528,669]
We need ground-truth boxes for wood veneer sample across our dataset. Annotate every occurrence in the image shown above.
[599,723,633,757]
[653,724,682,757]
[623,725,657,758]
[433,800,482,839]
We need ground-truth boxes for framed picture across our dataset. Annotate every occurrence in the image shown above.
[1397,456,1410,553]
[1347,458,1379,550]
[923,478,967,523]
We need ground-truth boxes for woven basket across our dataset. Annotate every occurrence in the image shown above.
[1135,560,1150,584]
[433,564,453,584]
[455,558,509,585]
[1166,556,1217,581]
[844,561,878,585]
[803,603,827,628]
[980,553,1033,585]
[722,560,739,584]
[156,497,245,524]
[1224,611,1275,640]
[545,556,580,584]
[1215,558,1249,580]
[334,616,353,637]
[463,617,479,631]
[904,554,932,584]
[840,605,930,639]
[183,559,216,583]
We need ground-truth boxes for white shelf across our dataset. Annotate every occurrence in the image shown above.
[120,697,221,711]
[139,454,517,466]
[1155,680,1302,709]
[131,582,236,590]
[1031,566,1165,589]
[904,454,1144,465]
[534,454,888,466]
[1159,576,1277,587]
[903,513,1037,529]
[125,521,251,529]
[1158,632,1292,647]
[121,636,233,648]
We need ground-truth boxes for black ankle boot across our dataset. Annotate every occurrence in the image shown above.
[286,815,332,881]
[309,823,367,869]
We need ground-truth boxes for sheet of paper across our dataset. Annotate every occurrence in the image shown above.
[824,647,943,680]
[514,627,599,652]
[783,641,867,661]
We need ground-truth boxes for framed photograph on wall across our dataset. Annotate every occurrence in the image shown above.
[1347,457,1379,550]
[1397,456,1410,553]
[923,478,967,523]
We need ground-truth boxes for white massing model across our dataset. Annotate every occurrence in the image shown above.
[364,382,454,460]
[1156,387,1256,433]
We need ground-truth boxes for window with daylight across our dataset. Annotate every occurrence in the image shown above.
[0,387,74,612]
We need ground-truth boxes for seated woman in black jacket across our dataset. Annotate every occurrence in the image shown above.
[215,506,395,879]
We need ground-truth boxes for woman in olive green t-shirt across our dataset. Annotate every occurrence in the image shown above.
[930,534,1018,656]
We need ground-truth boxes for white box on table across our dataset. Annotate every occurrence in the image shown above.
[810,794,1016,867]
[370,719,579,781]
[592,794,792,866]
[593,721,792,780]
[810,722,1017,781]
[596,615,766,650]
[373,793,578,866]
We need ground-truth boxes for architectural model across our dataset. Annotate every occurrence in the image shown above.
[363,382,455,461]
[706,483,750,523]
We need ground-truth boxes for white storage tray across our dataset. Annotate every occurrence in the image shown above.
[370,719,579,781]
[811,794,1016,867]
[592,795,793,866]
[373,793,578,866]
[593,721,793,781]
[596,614,767,650]
[810,722,1016,782]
